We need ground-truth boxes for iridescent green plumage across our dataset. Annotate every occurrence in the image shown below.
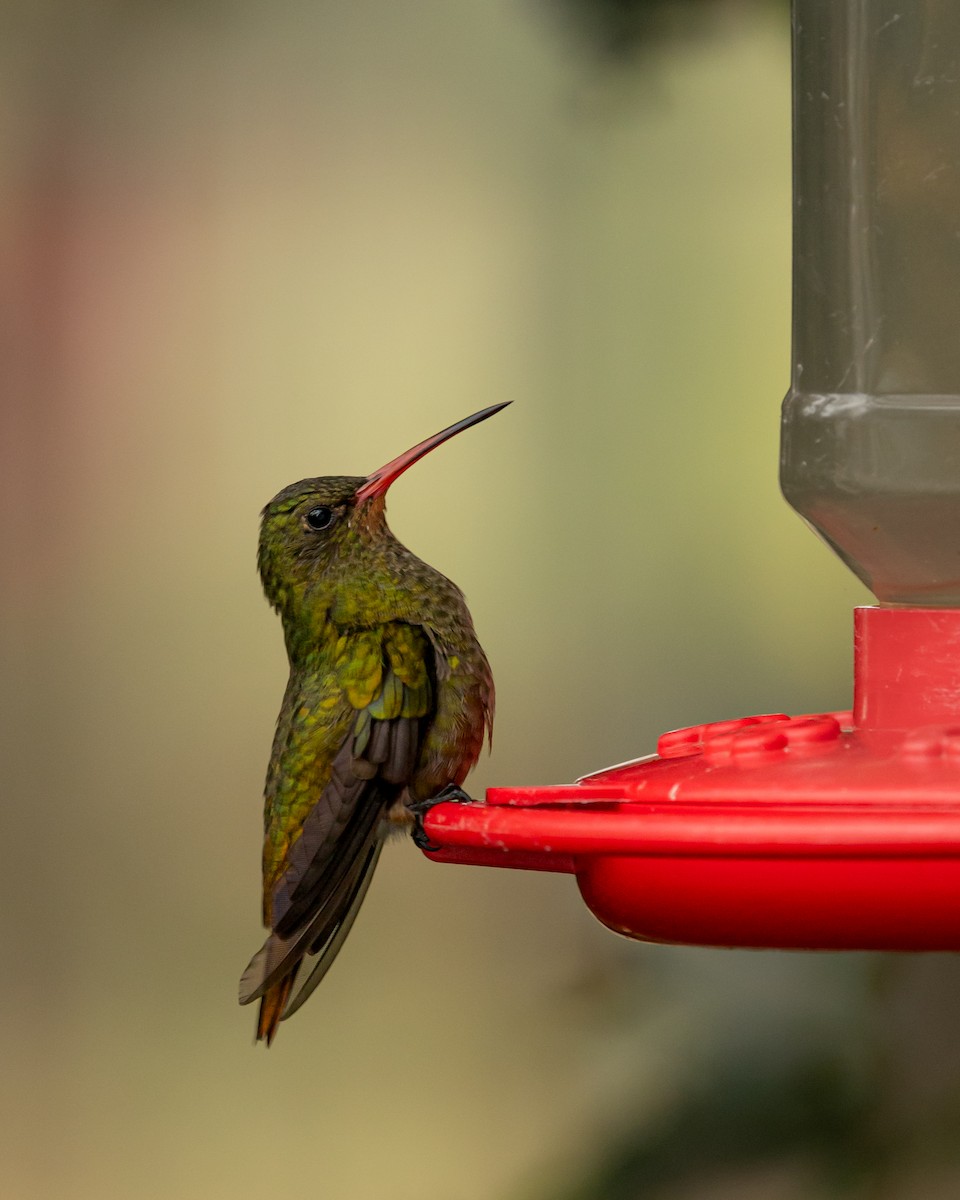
[239,408,504,1044]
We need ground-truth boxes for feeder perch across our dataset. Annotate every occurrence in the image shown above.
[422,0,960,951]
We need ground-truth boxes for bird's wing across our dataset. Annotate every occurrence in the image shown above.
[277,836,383,1020]
[239,622,432,1010]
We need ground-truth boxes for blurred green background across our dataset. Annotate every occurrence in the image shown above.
[6,2,960,1198]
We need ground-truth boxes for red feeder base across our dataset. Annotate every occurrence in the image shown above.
[423,607,960,951]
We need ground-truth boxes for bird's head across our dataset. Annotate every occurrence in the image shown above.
[257,404,509,623]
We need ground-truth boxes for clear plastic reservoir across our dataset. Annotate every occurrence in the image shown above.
[780,1,960,604]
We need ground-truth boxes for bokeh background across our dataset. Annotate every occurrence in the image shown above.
[6,1,960,1197]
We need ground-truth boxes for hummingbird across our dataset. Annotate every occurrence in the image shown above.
[238,404,506,1044]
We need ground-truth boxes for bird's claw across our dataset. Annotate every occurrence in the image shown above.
[409,786,474,852]
[411,823,442,853]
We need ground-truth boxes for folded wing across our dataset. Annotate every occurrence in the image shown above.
[239,622,433,1036]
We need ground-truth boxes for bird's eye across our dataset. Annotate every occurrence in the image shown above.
[304,505,335,531]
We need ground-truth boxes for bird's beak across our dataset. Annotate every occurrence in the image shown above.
[354,403,510,505]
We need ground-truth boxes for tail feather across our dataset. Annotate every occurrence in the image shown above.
[240,812,384,1045]
[257,970,298,1045]
[238,805,382,1008]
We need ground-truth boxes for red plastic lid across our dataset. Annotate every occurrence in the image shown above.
[423,607,960,951]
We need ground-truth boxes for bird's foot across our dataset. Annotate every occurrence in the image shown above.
[408,786,474,852]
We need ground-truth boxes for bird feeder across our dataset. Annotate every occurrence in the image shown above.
[421,0,960,950]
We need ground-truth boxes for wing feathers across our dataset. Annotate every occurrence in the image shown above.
[366,717,392,764]
[269,739,367,929]
[281,839,384,1020]
[242,622,438,1038]
[274,778,382,934]
[239,801,381,1004]
[381,715,419,784]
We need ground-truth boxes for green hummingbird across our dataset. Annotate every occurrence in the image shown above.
[238,404,506,1043]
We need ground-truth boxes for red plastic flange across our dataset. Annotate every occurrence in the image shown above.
[423,607,960,950]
